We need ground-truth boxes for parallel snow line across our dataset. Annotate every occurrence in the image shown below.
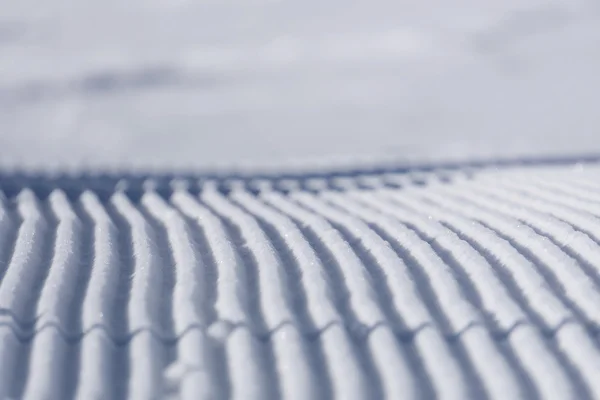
[473,178,600,246]
[416,185,600,398]
[379,189,573,333]
[516,180,600,219]
[31,190,83,333]
[201,189,298,330]
[2,324,287,397]
[142,192,208,332]
[266,192,397,330]
[167,191,237,400]
[73,329,117,400]
[504,325,579,400]
[261,192,385,400]
[0,193,20,396]
[172,191,302,400]
[0,190,51,327]
[127,330,169,400]
[497,173,600,205]
[103,194,136,400]
[110,192,169,336]
[443,183,600,287]
[7,167,600,398]
[422,184,600,331]
[21,328,71,400]
[110,192,168,399]
[380,189,600,399]
[342,191,575,399]
[468,180,600,302]
[311,191,482,336]
[0,190,55,399]
[271,192,433,334]
[202,188,318,400]
[219,326,273,400]
[238,189,432,400]
[186,187,275,400]
[136,192,179,371]
[437,181,600,292]
[307,191,520,400]
[0,325,24,398]
[552,323,600,400]
[64,196,95,400]
[163,330,216,400]
[5,326,254,400]
[338,190,527,334]
[142,191,222,399]
[230,190,340,400]
[484,174,600,215]
[325,191,574,400]
[363,324,424,400]
[321,188,482,400]
[74,190,120,399]
[23,190,90,400]
[283,191,470,400]
[171,191,250,328]
[135,193,178,341]
[230,191,341,332]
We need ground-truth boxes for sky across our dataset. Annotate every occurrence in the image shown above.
[1,0,599,170]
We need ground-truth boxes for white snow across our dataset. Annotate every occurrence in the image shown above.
[4,2,600,399]
[1,167,600,397]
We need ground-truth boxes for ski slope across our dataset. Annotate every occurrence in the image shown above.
[3,0,600,398]
[1,163,600,399]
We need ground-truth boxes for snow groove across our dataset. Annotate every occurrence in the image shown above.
[171,191,271,400]
[260,192,376,400]
[3,165,600,398]
[110,192,169,399]
[260,191,424,400]
[421,185,600,331]
[403,186,600,398]
[202,187,318,400]
[298,192,517,400]
[322,191,571,400]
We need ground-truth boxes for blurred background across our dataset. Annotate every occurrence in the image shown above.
[1,0,599,171]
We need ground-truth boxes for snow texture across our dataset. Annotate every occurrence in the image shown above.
[2,1,600,398]
[0,163,599,398]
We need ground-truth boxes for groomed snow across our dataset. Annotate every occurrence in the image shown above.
[0,164,599,398]
[3,2,600,399]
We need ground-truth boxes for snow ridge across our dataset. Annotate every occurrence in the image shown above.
[2,165,600,399]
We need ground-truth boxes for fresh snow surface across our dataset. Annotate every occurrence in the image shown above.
[1,163,600,398]
[3,1,600,399]
[1,0,600,169]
